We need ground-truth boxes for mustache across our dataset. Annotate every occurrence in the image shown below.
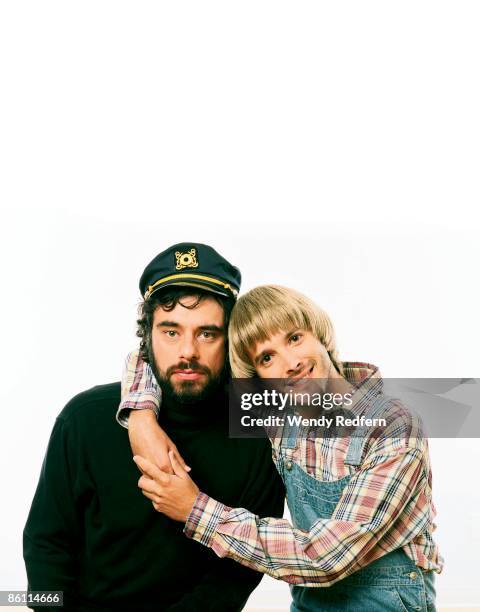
[166,362,212,377]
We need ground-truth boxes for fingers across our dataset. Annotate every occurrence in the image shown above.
[169,450,190,479]
[135,458,178,516]
[141,489,160,504]
[141,489,163,514]
[133,455,169,484]
[138,474,161,496]
[169,446,191,472]
[157,462,174,475]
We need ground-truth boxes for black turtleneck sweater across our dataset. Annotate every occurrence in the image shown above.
[23,383,285,612]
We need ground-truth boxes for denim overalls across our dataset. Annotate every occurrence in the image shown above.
[277,397,436,612]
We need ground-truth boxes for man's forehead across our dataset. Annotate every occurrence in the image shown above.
[153,296,225,325]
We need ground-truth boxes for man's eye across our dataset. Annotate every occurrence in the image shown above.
[164,330,178,338]
[261,354,272,365]
[200,331,214,339]
[289,333,302,343]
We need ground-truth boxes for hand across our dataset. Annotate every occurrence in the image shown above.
[128,410,190,475]
[134,452,200,522]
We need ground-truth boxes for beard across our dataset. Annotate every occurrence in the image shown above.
[147,348,228,404]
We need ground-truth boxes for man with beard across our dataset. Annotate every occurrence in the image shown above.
[23,243,285,612]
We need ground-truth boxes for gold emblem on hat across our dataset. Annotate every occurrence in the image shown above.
[175,248,199,270]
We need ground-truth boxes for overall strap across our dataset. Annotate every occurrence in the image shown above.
[279,411,300,450]
[344,395,393,467]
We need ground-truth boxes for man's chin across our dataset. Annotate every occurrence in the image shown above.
[172,381,206,398]
[165,379,214,404]
[148,354,227,404]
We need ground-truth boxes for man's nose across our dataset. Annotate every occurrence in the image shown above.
[179,334,199,362]
[284,355,304,376]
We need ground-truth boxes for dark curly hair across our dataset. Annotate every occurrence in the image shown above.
[136,287,236,365]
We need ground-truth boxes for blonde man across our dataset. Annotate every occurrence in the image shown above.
[125,285,442,611]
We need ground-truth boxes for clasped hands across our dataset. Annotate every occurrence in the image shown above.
[128,410,199,522]
[134,452,200,523]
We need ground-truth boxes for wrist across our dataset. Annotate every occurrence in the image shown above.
[129,408,157,424]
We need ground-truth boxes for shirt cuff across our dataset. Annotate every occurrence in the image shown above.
[183,492,230,547]
[115,394,160,429]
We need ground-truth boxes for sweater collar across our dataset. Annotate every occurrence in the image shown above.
[159,386,228,428]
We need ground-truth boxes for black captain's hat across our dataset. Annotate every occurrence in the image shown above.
[140,243,241,301]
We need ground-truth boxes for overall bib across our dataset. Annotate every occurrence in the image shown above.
[277,397,436,612]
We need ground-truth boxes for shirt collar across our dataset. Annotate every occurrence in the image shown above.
[341,361,383,416]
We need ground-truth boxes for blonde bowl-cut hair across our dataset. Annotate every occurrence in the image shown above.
[228,285,343,378]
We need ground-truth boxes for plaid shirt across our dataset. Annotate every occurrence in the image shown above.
[117,352,162,427]
[118,351,443,586]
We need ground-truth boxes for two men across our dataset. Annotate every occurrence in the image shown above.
[23,243,285,611]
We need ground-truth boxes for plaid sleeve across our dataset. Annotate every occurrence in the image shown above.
[183,447,429,586]
[116,350,162,428]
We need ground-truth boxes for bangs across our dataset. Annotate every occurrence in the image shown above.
[234,295,314,349]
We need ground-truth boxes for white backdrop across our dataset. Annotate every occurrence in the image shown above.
[1,1,479,609]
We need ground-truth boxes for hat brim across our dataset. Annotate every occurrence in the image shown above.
[149,280,232,299]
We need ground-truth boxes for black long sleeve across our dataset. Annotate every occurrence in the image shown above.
[23,417,81,611]
[167,440,285,611]
[22,383,286,611]
[166,558,260,612]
